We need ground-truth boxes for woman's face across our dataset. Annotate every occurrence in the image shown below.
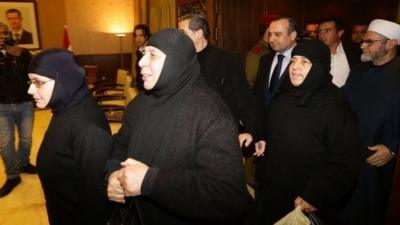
[289,55,312,86]
[138,46,166,90]
[27,73,55,108]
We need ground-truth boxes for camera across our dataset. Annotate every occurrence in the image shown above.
[3,38,16,46]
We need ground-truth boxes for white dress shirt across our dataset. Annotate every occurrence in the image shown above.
[330,42,350,87]
[268,45,296,85]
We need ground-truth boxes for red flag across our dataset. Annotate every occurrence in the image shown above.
[63,25,72,51]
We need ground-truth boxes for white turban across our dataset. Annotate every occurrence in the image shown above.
[368,19,400,45]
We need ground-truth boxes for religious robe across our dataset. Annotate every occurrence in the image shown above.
[343,56,400,225]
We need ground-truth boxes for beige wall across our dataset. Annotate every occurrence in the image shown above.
[36,0,133,55]
[36,0,66,50]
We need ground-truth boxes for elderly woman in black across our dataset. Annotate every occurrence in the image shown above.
[253,40,361,225]
[27,49,112,225]
[105,28,249,225]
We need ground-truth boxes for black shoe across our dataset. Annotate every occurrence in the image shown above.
[20,162,37,174]
[0,177,21,197]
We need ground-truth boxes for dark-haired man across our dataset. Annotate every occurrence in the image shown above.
[318,17,360,87]
[351,23,368,44]
[252,16,297,200]
[303,21,319,40]
[5,8,33,44]
[0,22,35,197]
[133,24,150,91]
[254,17,297,105]
[178,14,259,151]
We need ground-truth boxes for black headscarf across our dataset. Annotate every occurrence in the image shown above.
[28,48,89,114]
[285,40,332,103]
[125,28,200,165]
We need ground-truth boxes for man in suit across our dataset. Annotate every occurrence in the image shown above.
[178,13,259,150]
[252,16,297,202]
[245,14,278,89]
[6,8,33,44]
[318,17,360,87]
[253,17,297,106]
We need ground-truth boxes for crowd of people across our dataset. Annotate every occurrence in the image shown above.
[0,10,399,225]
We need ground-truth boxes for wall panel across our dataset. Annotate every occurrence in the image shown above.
[221,0,399,57]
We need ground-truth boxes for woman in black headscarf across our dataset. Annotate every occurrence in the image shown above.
[105,28,249,225]
[253,40,361,225]
[27,49,112,225]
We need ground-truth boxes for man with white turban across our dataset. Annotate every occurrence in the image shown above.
[342,19,400,225]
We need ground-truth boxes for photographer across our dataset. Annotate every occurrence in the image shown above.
[0,22,35,198]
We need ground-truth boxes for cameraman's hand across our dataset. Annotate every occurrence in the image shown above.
[6,46,23,57]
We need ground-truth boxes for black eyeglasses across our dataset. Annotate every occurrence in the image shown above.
[361,39,387,46]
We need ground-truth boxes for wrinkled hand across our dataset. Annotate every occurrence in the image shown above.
[294,196,317,213]
[118,158,149,197]
[367,144,394,167]
[253,140,266,157]
[239,133,253,147]
[6,46,23,56]
[107,170,125,203]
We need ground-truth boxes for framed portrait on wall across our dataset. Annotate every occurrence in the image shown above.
[0,0,40,49]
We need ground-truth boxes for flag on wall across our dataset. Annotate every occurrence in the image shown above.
[63,25,72,51]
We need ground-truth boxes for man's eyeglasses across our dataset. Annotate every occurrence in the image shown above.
[318,28,335,34]
[361,39,387,46]
[27,79,51,88]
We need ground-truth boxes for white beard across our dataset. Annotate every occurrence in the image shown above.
[361,53,373,62]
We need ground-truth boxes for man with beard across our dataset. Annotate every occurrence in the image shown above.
[343,19,400,225]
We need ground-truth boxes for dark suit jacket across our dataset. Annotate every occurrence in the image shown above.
[253,52,289,106]
[197,44,259,136]
[11,30,33,44]
[343,41,361,68]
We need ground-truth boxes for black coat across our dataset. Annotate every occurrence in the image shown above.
[255,84,362,225]
[342,41,361,69]
[106,81,250,225]
[342,57,400,225]
[0,49,32,100]
[37,96,112,225]
[197,44,259,135]
[135,48,144,91]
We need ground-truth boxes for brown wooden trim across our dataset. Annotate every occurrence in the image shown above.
[74,53,132,81]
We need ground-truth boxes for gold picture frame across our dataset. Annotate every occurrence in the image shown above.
[0,0,40,49]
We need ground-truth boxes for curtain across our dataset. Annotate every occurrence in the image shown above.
[149,0,176,32]
[132,0,148,76]
[131,0,176,76]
